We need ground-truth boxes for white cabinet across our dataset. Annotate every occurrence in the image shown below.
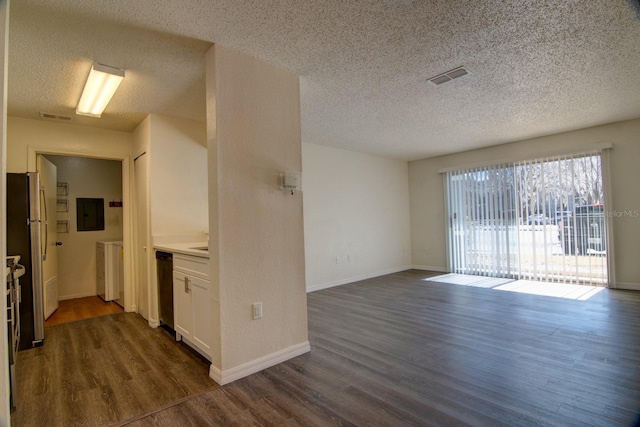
[173,269,193,340]
[97,241,123,302]
[173,254,211,358]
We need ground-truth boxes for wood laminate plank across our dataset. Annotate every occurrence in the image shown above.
[45,296,124,326]
[137,270,640,426]
[12,312,217,426]
[14,270,640,426]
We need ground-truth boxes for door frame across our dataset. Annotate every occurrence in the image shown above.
[27,147,135,312]
[443,150,615,287]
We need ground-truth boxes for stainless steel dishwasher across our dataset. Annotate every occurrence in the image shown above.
[155,251,174,331]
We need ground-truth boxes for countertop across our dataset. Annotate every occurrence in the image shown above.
[153,242,210,259]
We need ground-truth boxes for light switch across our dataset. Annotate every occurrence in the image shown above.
[252,302,262,320]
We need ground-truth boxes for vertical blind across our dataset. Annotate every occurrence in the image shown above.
[447,163,518,278]
[446,152,608,285]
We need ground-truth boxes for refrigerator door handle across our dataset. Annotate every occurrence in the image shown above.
[43,222,48,261]
[40,187,48,261]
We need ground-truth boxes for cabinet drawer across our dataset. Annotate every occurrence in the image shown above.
[174,254,209,280]
[173,270,210,292]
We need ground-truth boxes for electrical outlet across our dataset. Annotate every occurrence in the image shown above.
[252,302,262,320]
[335,256,340,264]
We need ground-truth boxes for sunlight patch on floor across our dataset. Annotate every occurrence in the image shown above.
[424,273,605,300]
[494,280,604,300]
[424,273,512,288]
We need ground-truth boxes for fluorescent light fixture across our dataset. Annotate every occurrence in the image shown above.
[76,63,124,117]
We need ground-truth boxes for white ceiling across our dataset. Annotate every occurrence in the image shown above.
[8,0,640,160]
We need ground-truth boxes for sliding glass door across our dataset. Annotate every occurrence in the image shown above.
[446,152,608,285]
[447,163,519,278]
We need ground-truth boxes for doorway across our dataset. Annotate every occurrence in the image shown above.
[37,154,125,324]
[446,151,610,286]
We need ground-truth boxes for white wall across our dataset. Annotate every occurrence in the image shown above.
[7,117,133,172]
[132,115,150,159]
[207,45,309,383]
[132,113,208,324]
[0,0,10,423]
[409,118,640,289]
[44,155,123,299]
[148,114,208,238]
[302,142,411,292]
[6,117,137,312]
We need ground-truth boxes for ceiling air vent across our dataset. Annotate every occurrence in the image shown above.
[428,66,470,86]
[39,112,73,122]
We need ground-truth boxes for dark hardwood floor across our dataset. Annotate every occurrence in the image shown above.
[14,270,640,426]
[13,312,217,426]
[130,270,640,426]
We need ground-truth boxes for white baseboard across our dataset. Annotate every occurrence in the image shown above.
[613,282,640,291]
[148,318,160,328]
[307,265,412,293]
[411,265,448,273]
[209,341,310,386]
[58,292,98,301]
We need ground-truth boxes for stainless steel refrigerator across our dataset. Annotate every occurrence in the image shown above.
[7,172,45,350]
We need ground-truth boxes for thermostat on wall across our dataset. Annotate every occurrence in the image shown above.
[280,171,302,194]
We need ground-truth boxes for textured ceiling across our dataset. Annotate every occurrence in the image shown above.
[8,0,640,160]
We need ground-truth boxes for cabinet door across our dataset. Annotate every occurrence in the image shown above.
[173,270,193,340]
[190,276,211,355]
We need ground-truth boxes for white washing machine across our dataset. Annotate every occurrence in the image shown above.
[97,241,123,302]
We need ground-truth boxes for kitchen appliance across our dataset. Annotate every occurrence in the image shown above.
[156,251,174,331]
[6,255,24,409]
[96,241,123,303]
[7,173,46,350]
